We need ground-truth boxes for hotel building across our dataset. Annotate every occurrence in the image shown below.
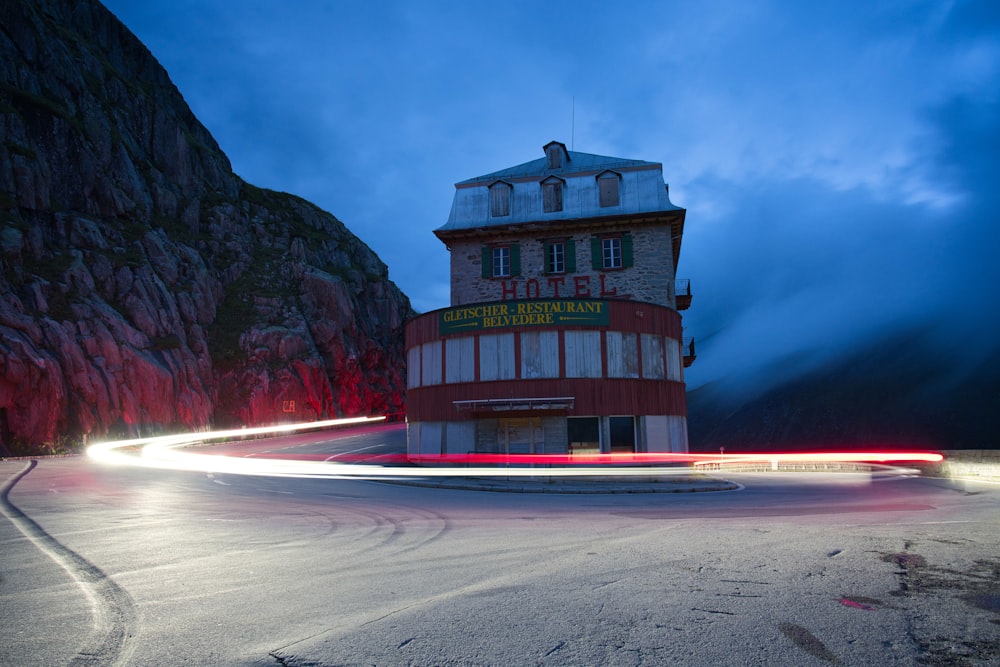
[405,141,694,458]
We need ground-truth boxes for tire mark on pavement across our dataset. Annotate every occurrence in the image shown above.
[0,460,138,666]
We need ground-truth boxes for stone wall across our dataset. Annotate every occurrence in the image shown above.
[449,226,676,307]
[928,450,1000,481]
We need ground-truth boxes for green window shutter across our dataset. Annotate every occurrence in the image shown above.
[565,239,576,273]
[591,237,602,270]
[543,241,552,274]
[482,246,491,278]
[511,243,521,276]
[622,233,633,267]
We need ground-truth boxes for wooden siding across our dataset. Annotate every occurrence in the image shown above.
[407,377,687,422]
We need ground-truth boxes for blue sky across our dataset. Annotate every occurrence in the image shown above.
[100,0,1000,395]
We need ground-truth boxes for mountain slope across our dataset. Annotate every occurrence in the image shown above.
[687,329,1000,452]
[0,0,412,452]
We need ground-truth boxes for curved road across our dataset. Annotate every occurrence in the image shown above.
[2,423,998,666]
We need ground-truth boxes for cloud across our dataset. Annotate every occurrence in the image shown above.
[683,89,1000,396]
[101,0,999,372]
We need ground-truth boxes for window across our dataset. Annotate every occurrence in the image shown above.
[598,172,620,207]
[481,243,520,278]
[541,177,563,213]
[544,239,575,274]
[548,242,564,273]
[493,246,510,277]
[544,141,566,169]
[609,416,636,453]
[520,331,559,379]
[603,237,622,269]
[567,417,600,455]
[590,234,632,270]
[489,181,511,217]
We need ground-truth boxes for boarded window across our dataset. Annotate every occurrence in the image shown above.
[598,173,620,207]
[417,422,443,456]
[664,337,682,381]
[641,333,665,379]
[444,422,475,455]
[445,336,475,383]
[420,341,442,386]
[564,330,602,378]
[499,417,543,455]
[542,178,563,212]
[545,144,563,169]
[490,181,512,217]
[606,331,638,378]
[520,330,560,378]
[480,333,515,381]
[407,346,421,388]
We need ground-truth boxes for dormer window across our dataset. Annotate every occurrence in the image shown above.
[541,176,564,213]
[489,180,512,217]
[543,141,568,170]
[597,170,621,207]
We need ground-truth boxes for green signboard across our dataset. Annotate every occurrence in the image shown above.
[439,299,609,334]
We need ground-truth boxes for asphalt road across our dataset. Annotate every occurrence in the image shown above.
[2,423,998,666]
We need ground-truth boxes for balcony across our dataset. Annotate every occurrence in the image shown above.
[682,337,696,367]
[675,279,692,310]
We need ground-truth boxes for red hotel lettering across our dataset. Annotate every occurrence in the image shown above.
[501,280,518,300]
[599,274,617,297]
[574,275,591,297]
[525,278,540,299]
[547,276,565,298]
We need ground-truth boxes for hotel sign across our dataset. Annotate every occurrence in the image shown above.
[439,299,609,334]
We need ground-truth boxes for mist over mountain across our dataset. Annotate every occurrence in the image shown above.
[0,0,412,453]
[688,327,1000,452]
[683,85,1000,451]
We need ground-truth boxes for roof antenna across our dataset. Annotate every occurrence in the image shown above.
[571,96,575,151]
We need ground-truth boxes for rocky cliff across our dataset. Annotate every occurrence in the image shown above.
[0,0,413,453]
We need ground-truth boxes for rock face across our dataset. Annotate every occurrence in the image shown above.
[0,0,413,452]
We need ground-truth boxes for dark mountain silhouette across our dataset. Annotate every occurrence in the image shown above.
[688,328,1000,452]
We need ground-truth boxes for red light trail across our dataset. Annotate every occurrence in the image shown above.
[86,417,944,480]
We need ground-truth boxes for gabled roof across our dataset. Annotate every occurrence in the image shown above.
[456,145,660,185]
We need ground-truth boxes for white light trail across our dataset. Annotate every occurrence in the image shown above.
[86,418,944,481]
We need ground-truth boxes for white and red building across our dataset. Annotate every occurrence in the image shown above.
[405,141,694,458]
